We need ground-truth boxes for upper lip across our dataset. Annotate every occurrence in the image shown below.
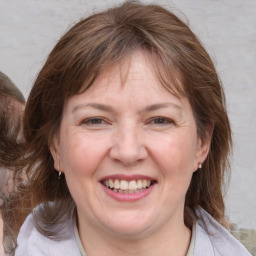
[100,174,156,182]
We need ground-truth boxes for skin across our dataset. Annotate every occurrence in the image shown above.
[51,50,211,256]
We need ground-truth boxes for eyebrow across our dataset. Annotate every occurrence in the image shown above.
[143,103,182,113]
[72,103,113,113]
[72,102,182,113]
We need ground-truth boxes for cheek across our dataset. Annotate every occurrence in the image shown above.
[59,132,107,176]
[151,134,197,174]
[58,134,103,205]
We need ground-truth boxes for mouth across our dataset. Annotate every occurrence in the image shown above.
[101,178,157,194]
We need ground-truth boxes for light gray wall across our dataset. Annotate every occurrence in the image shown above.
[0,0,255,229]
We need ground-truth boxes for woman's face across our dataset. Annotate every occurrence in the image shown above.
[52,50,210,239]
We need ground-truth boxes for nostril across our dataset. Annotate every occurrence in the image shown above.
[109,137,148,165]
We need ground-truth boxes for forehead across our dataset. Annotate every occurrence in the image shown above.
[94,51,159,91]
[80,49,184,97]
[64,50,191,115]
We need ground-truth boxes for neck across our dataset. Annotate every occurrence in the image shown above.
[77,214,191,256]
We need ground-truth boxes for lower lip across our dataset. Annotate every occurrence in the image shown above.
[101,183,156,202]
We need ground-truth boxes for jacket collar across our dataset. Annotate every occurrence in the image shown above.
[194,207,251,256]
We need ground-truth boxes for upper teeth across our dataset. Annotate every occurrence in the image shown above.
[103,179,151,190]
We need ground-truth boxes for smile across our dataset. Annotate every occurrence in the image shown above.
[102,179,155,194]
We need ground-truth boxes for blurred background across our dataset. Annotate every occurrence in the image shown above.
[0,0,255,244]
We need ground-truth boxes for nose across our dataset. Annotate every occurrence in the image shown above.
[109,124,148,166]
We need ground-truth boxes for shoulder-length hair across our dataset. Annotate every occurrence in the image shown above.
[4,1,232,253]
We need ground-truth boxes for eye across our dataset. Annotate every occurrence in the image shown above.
[81,117,107,126]
[149,117,174,125]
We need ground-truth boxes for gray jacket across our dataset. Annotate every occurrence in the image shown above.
[15,207,251,256]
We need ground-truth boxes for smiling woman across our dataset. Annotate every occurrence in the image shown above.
[50,51,204,246]
[3,1,251,256]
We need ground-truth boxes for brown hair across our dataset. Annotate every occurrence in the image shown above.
[0,71,25,168]
[0,71,25,254]
[4,1,232,252]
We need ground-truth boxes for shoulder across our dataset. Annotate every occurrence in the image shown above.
[15,208,81,256]
[15,213,48,255]
[194,207,252,256]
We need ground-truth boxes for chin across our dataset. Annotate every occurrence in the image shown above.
[102,212,154,238]
[107,224,151,239]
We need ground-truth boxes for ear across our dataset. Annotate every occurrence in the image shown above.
[49,135,63,172]
[193,125,213,171]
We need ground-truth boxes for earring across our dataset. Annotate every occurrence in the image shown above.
[58,171,62,179]
[198,163,202,169]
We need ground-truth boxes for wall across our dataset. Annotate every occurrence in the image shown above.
[0,0,255,230]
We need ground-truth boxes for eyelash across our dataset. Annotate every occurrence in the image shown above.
[80,117,107,126]
[80,116,174,127]
[148,117,174,125]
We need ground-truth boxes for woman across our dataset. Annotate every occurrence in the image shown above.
[5,2,251,255]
